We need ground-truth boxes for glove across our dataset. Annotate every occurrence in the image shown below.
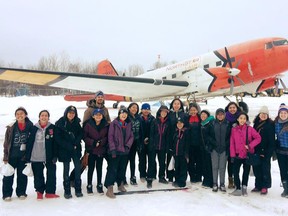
[144,137,149,145]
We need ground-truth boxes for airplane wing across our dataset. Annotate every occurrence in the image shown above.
[0,68,189,101]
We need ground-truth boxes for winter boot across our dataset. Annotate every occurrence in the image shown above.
[229,189,242,196]
[159,177,169,184]
[106,186,116,199]
[75,180,83,197]
[87,185,93,195]
[63,181,72,199]
[242,185,248,196]
[118,182,127,192]
[281,181,288,197]
[212,184,218,192]
[97,184,104,194]
[130,176,138,185]
[147,179,153,189]
[228,177,235,189]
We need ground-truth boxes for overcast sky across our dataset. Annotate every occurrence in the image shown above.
[0,0,287,71]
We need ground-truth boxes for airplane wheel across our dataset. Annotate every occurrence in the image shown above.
[251,93,258,98]
[113,103,119,109]
[238,101,249,114]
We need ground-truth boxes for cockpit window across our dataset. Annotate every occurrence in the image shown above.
[273,39,288,46]
[265,42,273,49]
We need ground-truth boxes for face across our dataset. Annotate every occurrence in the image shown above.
[237,114,247,126]
[189,107,198,116]
[172,100,181,111]
[39,112,49,125]
[141,109,150,117]
[119,112,128,121]
[216,112,225,121]
[279,111,288,121]
[93,113,103,123]
[95,95,104,104]
[129,104,138,115]
[177,121,184,129]
[259,113,268,121]
[67,111,75,121]
[228,104,238,114]
[15,110,26,123]
[200,112,208,121]
[160,110,168,118]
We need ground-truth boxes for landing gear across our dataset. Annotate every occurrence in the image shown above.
[113,102,119,109]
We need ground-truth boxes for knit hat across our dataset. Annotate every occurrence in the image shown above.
[95,90,104,97]
[259,106,269,115]
[15,107,28,116]
[118,107,128,116]
[93,108,104,116]
[216,108,225,116]
[141,103,151,110]
[278,103,288,114]
[200,109,210,117]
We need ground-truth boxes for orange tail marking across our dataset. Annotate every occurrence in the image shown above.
[97,60,118,76]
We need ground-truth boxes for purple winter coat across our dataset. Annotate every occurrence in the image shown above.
[83,118,109,157]
[108,118,134,155]
[230,123,261,159]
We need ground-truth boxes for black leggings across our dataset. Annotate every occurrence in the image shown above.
[87,154,104,185]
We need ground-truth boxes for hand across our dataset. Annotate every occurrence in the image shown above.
[144,137,149,145]
[125,146,130,153]
[96,140,101,147]
[186,157,189,163]
[245,145,249,150]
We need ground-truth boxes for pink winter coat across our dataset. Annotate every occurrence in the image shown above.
[230,124,261,159]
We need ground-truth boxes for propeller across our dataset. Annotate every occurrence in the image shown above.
[223,47,245,95]
[275,77,287,94]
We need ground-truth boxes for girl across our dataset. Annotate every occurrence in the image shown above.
[26,110,59,200]
[252,106,275,195]
[84,108,109,195]
[2,107,33,201]
[275,103,288,198]
[55,105,83,199]
[104,108,134,198]
[230,112,261,196]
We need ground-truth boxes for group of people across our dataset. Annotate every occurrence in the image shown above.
[2,90,288,201]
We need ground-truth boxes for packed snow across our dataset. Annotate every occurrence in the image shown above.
[0,95,287,216]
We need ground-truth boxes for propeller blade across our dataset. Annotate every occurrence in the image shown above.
[230,78,234,95]
[280,78,287,90]
[275,78,279,93]
[225,47,233,68]
[234,59,242,68]
[235,75,245,85]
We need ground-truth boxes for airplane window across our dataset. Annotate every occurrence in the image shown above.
[204,64,209,68]
[216,61,222,66]
[273,39,288,46]
[172,74,176,78]
[265,42,273,49]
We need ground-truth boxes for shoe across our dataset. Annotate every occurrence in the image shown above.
[219,185,226,192]
[230,189,242,196]
[172,181,179,187]
[147,180,152,189]
[75,192,83,197]
[261,188,268,195]
[18,194,27,200]
[118,183,127,192]
[45,193,60,199]
[242,186,248,197]
[251,187,261,192]
[228,177,235,189]
[64,192,72,199]
[3,196,11,201]
[106,186,116,199]
[37,192,43,200]
[159,177,169,184]
[87,185,93,195]
[212,184,218,192]
[140,177,146,183]
[97,184,104,194]
[130,176,138,185]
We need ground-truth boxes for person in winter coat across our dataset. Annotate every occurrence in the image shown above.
[187,102,202,183]
[55,105,83,199]
[211,108,231,192]
[125,102,141,185]
[167,98,188,182]
[26,110,59,200]
[230,112,261,196]
[2,107,33,201]
[83,108,109,195]
[225,101,241,189]
[252,106,275,195]
[275,103,288,198]
[149,105,170,188]
[82,90,111,125]
[200,109,215,188]
[170,117,190,188]
[104,107,134,198]
[138,103,155,182]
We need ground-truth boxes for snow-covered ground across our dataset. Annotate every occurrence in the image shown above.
[0,95,287,216]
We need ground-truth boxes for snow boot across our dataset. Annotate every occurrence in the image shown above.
[87,185,93,195]
[242,185,248,196]
[106,186,116,199]
[63,181,72,199]
[230,189,242,196]
[97,184,104,194]
[118,182,127,192]
[281,181,288,197]
[228,177,234,189]
[75,180,83,197]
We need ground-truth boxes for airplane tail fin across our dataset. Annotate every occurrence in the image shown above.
[97,60,118,76]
